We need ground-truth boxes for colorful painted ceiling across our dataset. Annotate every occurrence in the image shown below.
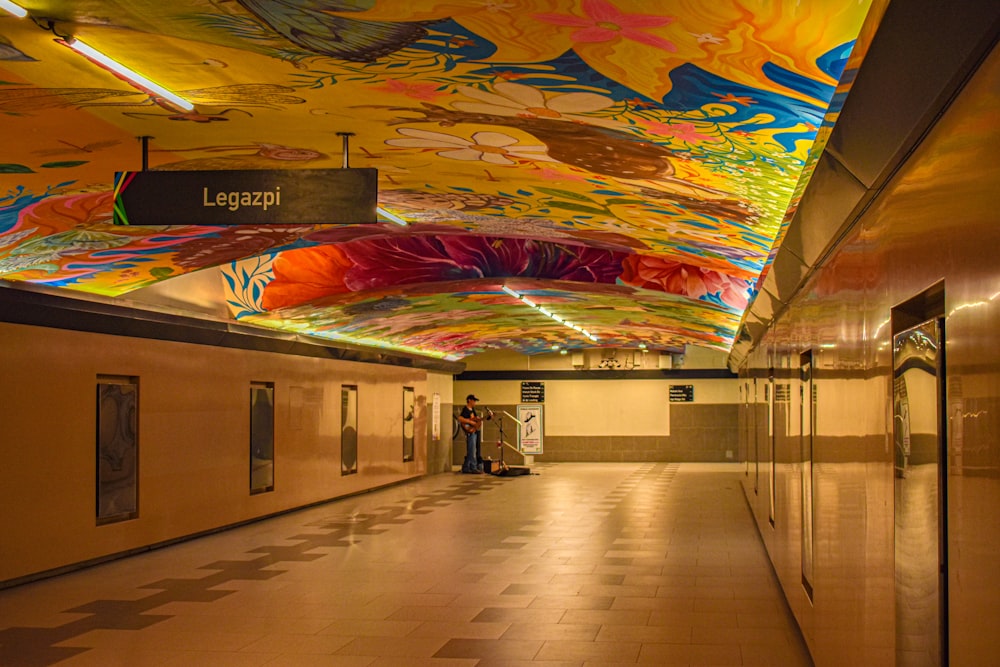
[0,0,878,361]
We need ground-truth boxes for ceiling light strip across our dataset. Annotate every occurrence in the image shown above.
[376,206,408,226]
[0,0,27,18]
[60,38,195,111]
[502,285,598,342]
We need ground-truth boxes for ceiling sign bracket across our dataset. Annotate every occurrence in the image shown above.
[336,131,356,169]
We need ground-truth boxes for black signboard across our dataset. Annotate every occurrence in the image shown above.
[113,168,377,225]
[669,385,694,402]
[521,381,544,403]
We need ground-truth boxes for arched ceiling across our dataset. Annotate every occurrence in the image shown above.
[0,0,879,362]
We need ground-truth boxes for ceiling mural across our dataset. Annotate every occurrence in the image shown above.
[0,0,878,360]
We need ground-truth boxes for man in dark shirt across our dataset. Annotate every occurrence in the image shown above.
[458,394,487,474]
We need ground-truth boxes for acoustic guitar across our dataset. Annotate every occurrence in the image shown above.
[461,414,483,434]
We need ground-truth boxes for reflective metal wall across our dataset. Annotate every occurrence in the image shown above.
[738,39,1000,667]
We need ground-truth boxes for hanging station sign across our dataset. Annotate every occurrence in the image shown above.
[112,168,378,225]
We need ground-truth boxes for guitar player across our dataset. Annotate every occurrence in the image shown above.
[458,394,490,474]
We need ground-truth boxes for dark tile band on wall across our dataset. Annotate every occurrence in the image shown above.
[455,403,738,464]
[0,284,464,374]
[456,369,736,381]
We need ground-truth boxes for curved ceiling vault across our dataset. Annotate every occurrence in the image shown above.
[0,0,880,362]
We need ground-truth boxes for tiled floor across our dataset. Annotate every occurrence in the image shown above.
[0,463,812,666]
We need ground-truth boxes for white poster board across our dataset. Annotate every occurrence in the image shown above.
[432,393,441,440]
[517,405,543,454]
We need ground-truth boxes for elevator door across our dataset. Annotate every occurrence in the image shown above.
[893,318,946,666]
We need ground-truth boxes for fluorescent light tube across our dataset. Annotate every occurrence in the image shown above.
[0,0,27,17]
[62,38,194,111]
[501,285,596,344]
[376,206,408,226]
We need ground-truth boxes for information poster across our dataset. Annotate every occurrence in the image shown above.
[432,393,441,440]
[669,385,694,402]
[520,381,544,403]
[517,405,543,454]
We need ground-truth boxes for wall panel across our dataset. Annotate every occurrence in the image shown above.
[0,322,428,585]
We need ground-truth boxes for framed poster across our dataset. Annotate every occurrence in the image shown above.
[341,385,358,475]
[97,376,139,524]
[517,405,543,455]
[250,382,275,494]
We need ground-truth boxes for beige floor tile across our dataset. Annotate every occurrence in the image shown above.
[50,647,232,667]
[647,609,739,628]
[637,641,743,665]
[559,609,651,626]
[501,623,600,641]
[262,654,375,667]
[386,605,484,623]
[528,595,614,611]
[0,464,811,667]
[595,624,691,644]
[535,638,641,662]
[369,658,477,667]
[407,619,510,639]
[239,632,356,654]
[433,637,544,660]
[450,593,535,609]
[335,635,448,657]
[611,596,693,612]
[317,619,422,637]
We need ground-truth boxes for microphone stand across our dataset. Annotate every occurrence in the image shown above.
[491,410,525,476]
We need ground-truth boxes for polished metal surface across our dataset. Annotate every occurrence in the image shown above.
[737,38,1000,667]
[893,320,944,666]
[828,0,1000,187]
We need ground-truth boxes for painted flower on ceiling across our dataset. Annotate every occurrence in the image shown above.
[261,236,626,311]
[385,128,555,165]
[453,82,627,130]
[534,0,677,51]
[620,255,751,311]
[262,245,352,310]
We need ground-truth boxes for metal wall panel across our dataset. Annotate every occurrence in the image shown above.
[737,38,1000,667]
[826,0,1000,188]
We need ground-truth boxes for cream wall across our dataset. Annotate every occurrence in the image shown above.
[454,378,738,437]
[0,321,430,584]
[427,371,454,404]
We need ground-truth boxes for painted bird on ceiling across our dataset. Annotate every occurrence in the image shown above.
[383,102,727,198]
[27,1,447,66]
